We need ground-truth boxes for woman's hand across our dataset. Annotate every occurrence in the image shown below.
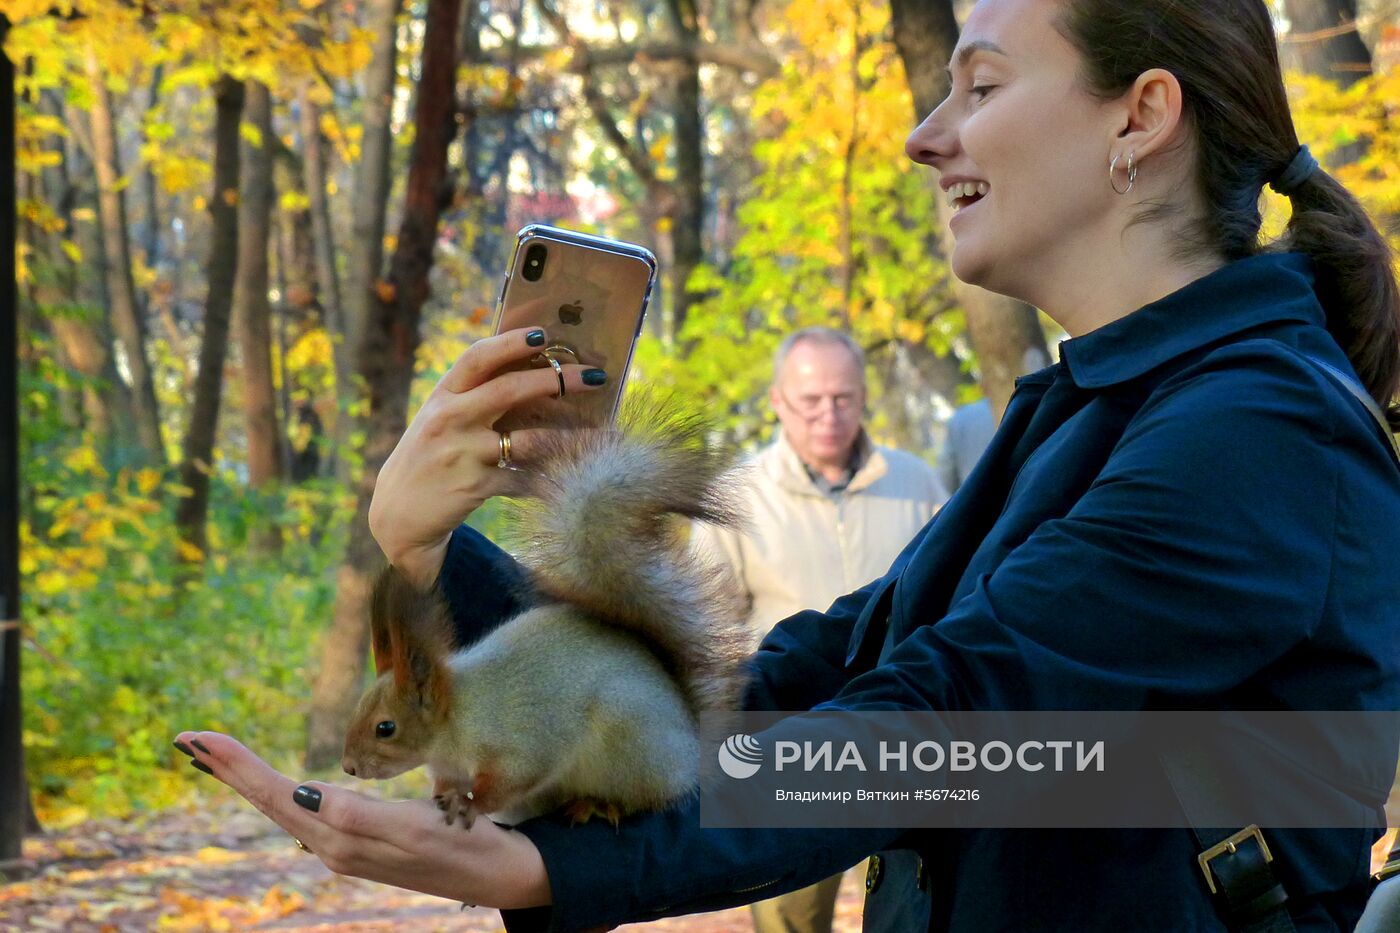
[369,318,607,587]
[172,731,553,910]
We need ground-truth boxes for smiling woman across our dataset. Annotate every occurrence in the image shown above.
[184,1,1400,931]
[907,0,1399,417]
[909,3,1227,340]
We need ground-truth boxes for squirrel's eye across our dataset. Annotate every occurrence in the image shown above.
[375,720,396,738]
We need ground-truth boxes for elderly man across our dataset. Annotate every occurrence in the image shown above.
[692,326,946,933]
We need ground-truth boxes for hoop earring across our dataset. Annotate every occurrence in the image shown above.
[1109,151,1137,195]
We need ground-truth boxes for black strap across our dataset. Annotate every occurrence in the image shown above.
[1160,747,1298,933]
[1300,355,1400,465]
[1156,354,1399,933]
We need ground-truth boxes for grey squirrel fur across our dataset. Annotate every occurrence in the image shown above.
[341,402,751,827]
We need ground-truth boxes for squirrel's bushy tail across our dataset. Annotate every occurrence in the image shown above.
[510,395,750,717]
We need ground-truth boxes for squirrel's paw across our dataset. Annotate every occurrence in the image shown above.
[562,797,623,828]
[433,789,478,830]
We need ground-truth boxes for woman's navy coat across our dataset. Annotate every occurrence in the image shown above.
[435,252,1400,931]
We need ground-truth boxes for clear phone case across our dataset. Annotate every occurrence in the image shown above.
[491,224,656,432]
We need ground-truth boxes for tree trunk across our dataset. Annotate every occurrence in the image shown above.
[174,75,244,562]
[1280,0,1372,86]
[1,17,36,858]
[234,80,285,554]
[888,0,1050,422]
[17,147,76,429]
[305,0,465,768]
[888,0,958,119]
[84,47,166,463]
[140,65,164,282]
[344,0,402,390]
[638,200,667,341]
[45,279,125,447]
[59,114,140,459]
[267,212,298,479]
[299,82,350,459]
[876,340,972,453]
[330,0,402,487]
[665,0,705,342]
[48,320,116,437]
[270,133,325,481]
[274,153,319,321]
[28,88,122,444]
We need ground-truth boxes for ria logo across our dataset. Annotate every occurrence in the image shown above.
[718,733,763,780]
[558,300,584,325]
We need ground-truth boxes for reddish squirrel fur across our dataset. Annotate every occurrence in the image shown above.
[341,402,751,827]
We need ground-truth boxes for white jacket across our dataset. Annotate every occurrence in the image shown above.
[693,430,946,646]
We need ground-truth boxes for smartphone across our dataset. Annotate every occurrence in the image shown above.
[490,224,657,432]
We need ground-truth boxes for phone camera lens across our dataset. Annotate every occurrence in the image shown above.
[522,244,548,282]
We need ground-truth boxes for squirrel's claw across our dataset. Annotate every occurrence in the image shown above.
[563,797,623,827]
[435,789,478,829]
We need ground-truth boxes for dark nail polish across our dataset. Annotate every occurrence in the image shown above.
[526,329,546,347]
[190,759,214,776]
[191,739,211,755]
[294,785,322,812]
[582,369,607,386]
[173,740,194,758]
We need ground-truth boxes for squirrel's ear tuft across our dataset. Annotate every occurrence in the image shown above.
[369,565,397,676]
[373,569,455,713]
[370,564,446,687]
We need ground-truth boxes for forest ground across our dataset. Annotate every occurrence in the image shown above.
[0,800,867,931]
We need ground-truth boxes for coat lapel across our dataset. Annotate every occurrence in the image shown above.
[843,370,1058,668]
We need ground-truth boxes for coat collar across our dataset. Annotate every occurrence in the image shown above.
[766,429,888,497]
[1058,252,1326,389]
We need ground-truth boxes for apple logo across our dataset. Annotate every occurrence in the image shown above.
[558,300,584,325]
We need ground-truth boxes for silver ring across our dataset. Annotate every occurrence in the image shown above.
[543,344,580,365]
[534,352,566,399]
[497,431,512,469]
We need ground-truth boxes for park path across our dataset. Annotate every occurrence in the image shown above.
[0,800,866,932]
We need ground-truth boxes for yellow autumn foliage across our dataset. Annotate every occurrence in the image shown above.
[646,0,950,444]
[1288,69,1400,229]
[19,420,348,820]
[285,328,334,372]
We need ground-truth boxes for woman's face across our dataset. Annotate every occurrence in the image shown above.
[906,0,1123,299]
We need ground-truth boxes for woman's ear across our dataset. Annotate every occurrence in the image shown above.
[1113,67,1186,162]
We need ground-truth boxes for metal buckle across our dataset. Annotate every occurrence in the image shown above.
[1198,825,1273,895]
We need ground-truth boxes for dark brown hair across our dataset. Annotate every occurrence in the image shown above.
[1055,0,1400,428]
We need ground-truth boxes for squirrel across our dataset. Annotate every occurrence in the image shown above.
[340,401,752,828]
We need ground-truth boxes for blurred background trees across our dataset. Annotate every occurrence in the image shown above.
[3,0,1398,818]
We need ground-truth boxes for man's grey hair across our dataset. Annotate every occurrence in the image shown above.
[772,326,867,384]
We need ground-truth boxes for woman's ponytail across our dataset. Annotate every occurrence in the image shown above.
[1278,170,1400,429]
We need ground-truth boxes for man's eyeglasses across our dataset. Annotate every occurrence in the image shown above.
[779,391,863,418]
